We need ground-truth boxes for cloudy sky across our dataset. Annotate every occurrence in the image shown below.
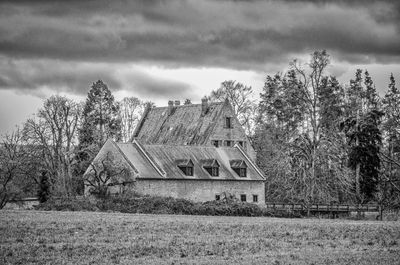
[1,0,400,135]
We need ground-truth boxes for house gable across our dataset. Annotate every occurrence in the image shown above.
[207,100,247,145]
[206,100,256,160]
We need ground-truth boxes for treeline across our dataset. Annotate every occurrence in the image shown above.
[0,81,147,207]
[252,51,400,210]
[1,50,399,210]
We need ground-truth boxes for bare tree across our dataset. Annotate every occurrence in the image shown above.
[0,128,28,208]
[209,80,256,135]
[84,151,133,198]
[119,97,145,142]
[256,51,354,212]
[23,96,81,196]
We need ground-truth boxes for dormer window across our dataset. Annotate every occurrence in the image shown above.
[230,160,247,178]
[211,140,220,148]
[202,159,220,177]
[225,117,232,128]
[176,159,194,176]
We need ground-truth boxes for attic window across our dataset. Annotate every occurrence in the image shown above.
[202,159,220,177]
[225,117,232,128]
[225,140,233,147]
[176,159,194,176]
[211,140,220,148]
[230,160,247,178]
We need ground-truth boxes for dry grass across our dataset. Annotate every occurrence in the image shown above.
[1,210,400,264]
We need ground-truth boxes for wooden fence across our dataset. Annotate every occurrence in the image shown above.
[265,203,380,213]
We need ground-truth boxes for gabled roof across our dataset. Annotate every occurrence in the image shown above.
[112,140,265,181]
[201,159,220,168]
[230,160,247,168]
[175,159,194,167]
[132,102,225,145]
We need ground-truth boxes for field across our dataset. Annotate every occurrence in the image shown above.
[1,211,400,265]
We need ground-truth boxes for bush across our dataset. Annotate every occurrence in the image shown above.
[35,197,99,212]
[35,194,303,218]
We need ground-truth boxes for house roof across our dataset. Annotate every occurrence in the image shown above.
[230,160,247,168]
[112,140,265,181]
[132,101,225,145]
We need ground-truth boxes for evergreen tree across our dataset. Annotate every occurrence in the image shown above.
[342,70,383,202]
[74,80,121,194]
[380,74,400,208]
[79,80,121,148]
[38,171,50,203]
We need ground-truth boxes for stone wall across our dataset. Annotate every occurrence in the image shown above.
[136,179,265,204]
[208,103,256,161]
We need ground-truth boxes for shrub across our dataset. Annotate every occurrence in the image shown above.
[35,194,304,218]
[35,197,98,212]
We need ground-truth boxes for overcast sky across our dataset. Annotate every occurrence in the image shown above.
[1,0,400,135]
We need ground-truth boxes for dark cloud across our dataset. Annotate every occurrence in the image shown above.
[0,58,121,95]
[0,0,399,70]
[0,57,194,100]
[125,71,195,99]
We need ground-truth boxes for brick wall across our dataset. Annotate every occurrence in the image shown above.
[136,179,265,204]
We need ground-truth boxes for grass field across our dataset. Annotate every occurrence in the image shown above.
[1,210,400,264]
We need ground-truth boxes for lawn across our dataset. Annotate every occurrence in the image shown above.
[1,210,400,264]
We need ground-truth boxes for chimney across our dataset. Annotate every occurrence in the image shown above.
[168,100,174,115]
[175,100,180,106]
[201,97,208,115]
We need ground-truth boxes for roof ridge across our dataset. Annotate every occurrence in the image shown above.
[233,143,265,180]
[133,139,166,177]
[111,141,139,174]
[152,101,224,109]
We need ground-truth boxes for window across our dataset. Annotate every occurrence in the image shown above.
[202,159,220,177]
[178,166,193,176]
[176,159,194,176]
[215,194,221,201]
[240,194,247,202]
[225,117,232,128]
[237,141,244,147]
[237,168,247,178]
[205,166,219,176]
[230,160,248,178]
[225,140,233,147]
[253,195,258,203]
[211,140,219,147]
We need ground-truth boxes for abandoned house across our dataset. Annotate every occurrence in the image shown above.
[84,98,265,203]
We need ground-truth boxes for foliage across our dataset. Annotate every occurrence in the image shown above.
[37,172,50,203]
[255,50,353,208]
[379,74,400,209]
[78,80,121,148]
[341,70,384,203]
[83,151,133,199]
[35,194,299,217]
[75,80,121,194]
[35,197,99,211]
[0,128,30,209]
[341,110,384,201]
